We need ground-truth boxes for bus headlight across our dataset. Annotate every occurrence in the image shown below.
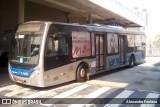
[30,70,40,78]
[35,70,40,75]
[8,63,15,80]
[8,63,11,73]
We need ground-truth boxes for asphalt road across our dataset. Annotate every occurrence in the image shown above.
[0,57,160,91]
[0,57,160,107]
[89,57,160,93]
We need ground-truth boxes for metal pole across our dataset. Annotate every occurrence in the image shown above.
[18,0,25,24]
[88,14,92,24]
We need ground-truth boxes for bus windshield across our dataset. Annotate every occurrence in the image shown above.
[10,23,45,65]
[11,33,42,64]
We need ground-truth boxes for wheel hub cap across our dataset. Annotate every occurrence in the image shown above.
[80,69,85,77]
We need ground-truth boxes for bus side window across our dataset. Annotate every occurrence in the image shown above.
[59,37,68,55]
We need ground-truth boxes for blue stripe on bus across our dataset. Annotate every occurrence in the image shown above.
[135,53,145,59]
[126,53,145,63]
[10,67,34,77]
[109,58,120,67]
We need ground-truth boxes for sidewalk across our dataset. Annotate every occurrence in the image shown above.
[0,67,12,86]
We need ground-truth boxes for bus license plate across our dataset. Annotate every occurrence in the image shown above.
[16,80,23,84]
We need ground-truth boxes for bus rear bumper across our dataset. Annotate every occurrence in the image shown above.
[136,59,146,65]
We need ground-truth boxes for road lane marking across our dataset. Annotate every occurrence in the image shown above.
[5,88,31,97]
[41,84,90,106]
[114,90,134,98]
[69,87,111,107]
[104,90,134,107]
[25,90,48,98]
[86,80,128,88]
[25,83,81,98]
[140,93,159,107]
[85,87,111,98]
[0,84,21,92]
[0,83,14,87]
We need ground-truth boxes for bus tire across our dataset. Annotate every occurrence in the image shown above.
[76,65,87,82]
[129,55,135,68]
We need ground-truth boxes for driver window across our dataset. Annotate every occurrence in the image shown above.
[46,36,59,56]
[46,32,69,56]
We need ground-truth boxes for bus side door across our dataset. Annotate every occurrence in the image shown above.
[119,35,127,64]
[96,34,105,71]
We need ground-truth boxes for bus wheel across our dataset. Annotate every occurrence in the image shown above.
[129,55,135,68]
[76,65,87,82]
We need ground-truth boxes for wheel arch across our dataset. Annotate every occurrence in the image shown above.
[128,53,136,67]
[130,53,135,62]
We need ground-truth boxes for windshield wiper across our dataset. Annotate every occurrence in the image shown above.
[31,47,39,56]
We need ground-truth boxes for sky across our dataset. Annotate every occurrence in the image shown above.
[90,0,160,35]
[120,0,160,35]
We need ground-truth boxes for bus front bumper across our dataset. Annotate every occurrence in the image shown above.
[8,66,45,87]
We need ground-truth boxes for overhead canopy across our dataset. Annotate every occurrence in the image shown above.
[29,0,146,27]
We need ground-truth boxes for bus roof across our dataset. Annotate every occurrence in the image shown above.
[53,22,145,35]
[21,21,145,35]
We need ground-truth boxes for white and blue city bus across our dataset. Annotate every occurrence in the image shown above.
[8,21,146,87]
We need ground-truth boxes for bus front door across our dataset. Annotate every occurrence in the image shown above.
[119,36,126,64]
[96,35,104,71]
